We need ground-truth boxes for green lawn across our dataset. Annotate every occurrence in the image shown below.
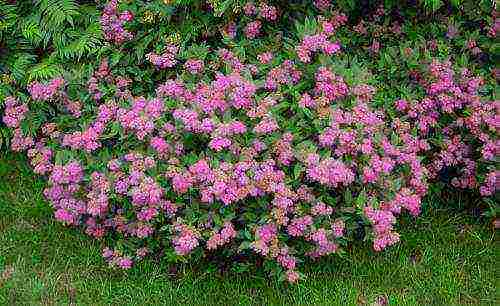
[0,153,497,305]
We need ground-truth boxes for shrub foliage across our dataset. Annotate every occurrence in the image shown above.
[1,0,497,282]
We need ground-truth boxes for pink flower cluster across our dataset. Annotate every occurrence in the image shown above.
[242,2,278,39]
[257,51,273,64]
[44,161,85,225]
[364,206,400,252]
[87,172,111,217]
[305,154,355,188]
[28,77,64,101]
[307,228,338,258]
[265,60,302,91]
[295,14,347,62]
[297,34,341,62]
[314,0,331,11]
[117,97,165,139]
[100,0,134,44]
[287,215,313,237]
[172,223,200,255]
[251,223,277,256]
[10,129,34,152]
[313,66,348,103]
[86,59,132,102]
[273,132,295,165]
[207,222,237,250]
[146,45,179,69]
[27,143,53,175]
[245,20,261,39]
[480,171,499,196]
[184,59,204,74]
[62,102,118,152]
[258,3,278,21]
[103,248,133,269]
[244,2,278,21]
[2,97,28,128]
[399,60,500,196]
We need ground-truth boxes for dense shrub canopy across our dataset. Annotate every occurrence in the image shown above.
[0,0,498,282]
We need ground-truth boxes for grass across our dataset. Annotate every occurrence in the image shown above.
[0,152,497,305]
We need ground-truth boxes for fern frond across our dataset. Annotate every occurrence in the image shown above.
[422,0,444,12]
[37,0,79,47]
[20,20,43,45]
[39,0,79,27]
[0,1,18,32]
[6,53,37,82]
[27,60,63,82]
[57,22,103,60]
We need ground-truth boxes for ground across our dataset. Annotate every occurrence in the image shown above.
[0,152,497,305]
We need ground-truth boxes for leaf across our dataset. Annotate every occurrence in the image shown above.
[293,163,304,179]
[301,107,313,119]
[28,61,63,82]
[423,0,443,12]
[344,188,353,205]
[295,17,317,39]
[7,53,36,82]
[238,241,252,251]
[58,22,103,60]
[21,21,43,45]
[355,190,367,209]
[39,0,79,28]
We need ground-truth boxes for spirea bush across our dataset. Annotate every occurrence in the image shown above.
[1,0,498,282]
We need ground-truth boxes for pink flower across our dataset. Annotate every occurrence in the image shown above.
[364,206,400,251]
[253,117,279,134]
[209,137,232,151]
[265,60,301,90]
[3,97,28,128]
[117,257,133,269]
[220,222,237,240]
[243,2,256,16]
[257,52,273,64]
[150,137,170,155]
[184,59,204,74]
[395,99,408,112]
[314,0,331,11]
[54,209,75,224]
[146,46,178,69]
[306,155,355,188]
[286,270,300,283]
[172,173,193,194]
[479,171,498,196]
[287,216,313,237]
[28,77,64,101]
[172,224,200,256]
[311,202,333,216]
[245,21,261,39]
[207,222,237,250]
[252,223,277,255]
[296,34,341,63]
[277,254,296,270]
[101,0,134,44]
[299,93,315,108]
[259,3,277,21]
[331,220,345,238]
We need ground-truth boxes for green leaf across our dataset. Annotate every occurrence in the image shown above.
[355,190,367,209]
[344,189,353,205]
[293,163,304,180]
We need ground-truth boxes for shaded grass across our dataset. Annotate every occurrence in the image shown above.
[0,153,497,305]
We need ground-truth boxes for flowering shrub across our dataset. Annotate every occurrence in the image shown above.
[1,0,498,282]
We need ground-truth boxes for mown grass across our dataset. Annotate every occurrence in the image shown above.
[0,152,497,305]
